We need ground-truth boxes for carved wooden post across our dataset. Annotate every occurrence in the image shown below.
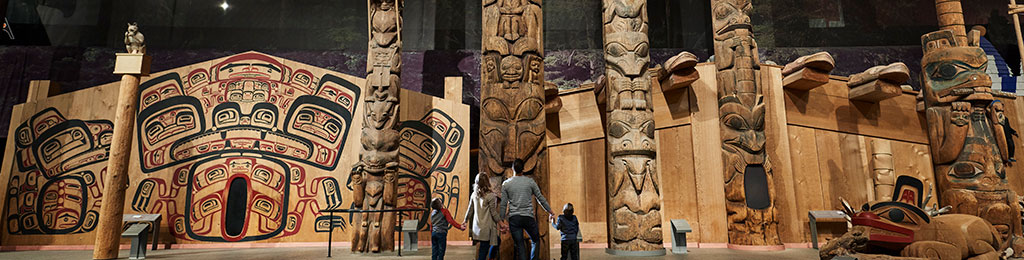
[600,0,665,255]
[708,0,781,247]
[93,23,150,259]
[923,0,1024,254]
[870,139,895,201]
[481,0,549,258]
[350,0,402,253]
[1010,0,1024,67]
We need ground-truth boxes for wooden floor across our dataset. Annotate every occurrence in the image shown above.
[0,246,820,259]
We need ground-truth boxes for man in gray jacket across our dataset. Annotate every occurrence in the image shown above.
[500,159,554,260]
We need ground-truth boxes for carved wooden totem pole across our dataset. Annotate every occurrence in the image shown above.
[481,0,549,258]
[600,0,664,254]
[351,0,402,253]
[923,0,1024,253]
[709,0,781,246]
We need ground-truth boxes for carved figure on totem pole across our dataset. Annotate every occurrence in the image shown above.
[481,0,548,258]
[124,22,145,54]
[921,27,1024,254]
[480,0,544,180]
[351,0,402,253]
[601,0,664,253]
[820,176,1003,260]
[709,0,780,246]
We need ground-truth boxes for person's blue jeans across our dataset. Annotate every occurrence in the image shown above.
[509,216,541,260]
[475,238,500,260]
[432,231,447,260]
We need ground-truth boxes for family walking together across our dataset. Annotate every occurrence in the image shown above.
[430,159,579,260]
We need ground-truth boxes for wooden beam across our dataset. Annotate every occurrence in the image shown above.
[26,80,60,103]
[848,80,902,102]
[782,68,830,91]
[689,64,728,243]
[444,76,462,104]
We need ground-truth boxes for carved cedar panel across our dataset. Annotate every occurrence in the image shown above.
[709,0,781,246]
[130,53,359,242]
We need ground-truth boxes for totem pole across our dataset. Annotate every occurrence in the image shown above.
[709,0,781,246]
[351,0,402,253]
[600,0,665,254]
[481,0,549,258]
[922,0,1024,254]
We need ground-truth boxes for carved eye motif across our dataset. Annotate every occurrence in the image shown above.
[930,62,968,81]
[635,42,649,58]
[723,114,747,130]
[515,99,544,122]
[878,208,919,226]
[714,4,732,20]
[482,100,511,122]
[607,43,627,57]
[951,162,984,179]
[641,121,654,139]
[608,122,629,138]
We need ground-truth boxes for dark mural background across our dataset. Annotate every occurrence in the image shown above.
[1,0,1022,163]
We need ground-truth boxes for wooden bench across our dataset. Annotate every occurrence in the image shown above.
[122,223,150,260]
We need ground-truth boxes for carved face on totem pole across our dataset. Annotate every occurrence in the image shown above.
[920,29,1022,247]
[710,0,778,246]
[480,0,544,178]
[350,0,403,253]
[605,32,652,111]
[602,0,662,251]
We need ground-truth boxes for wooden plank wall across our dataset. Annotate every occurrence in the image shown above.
[543,63,1007,248]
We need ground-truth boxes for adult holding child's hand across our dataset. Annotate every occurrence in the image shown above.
[499,159,554,260]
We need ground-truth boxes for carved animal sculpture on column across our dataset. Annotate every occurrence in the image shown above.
[921,27,1024,255]
[481,0,549,258]
[709,0,780,246]
[601,0,668,253]
[351,0,402,253]
[819,176,1002,260]
[124,22,145,54]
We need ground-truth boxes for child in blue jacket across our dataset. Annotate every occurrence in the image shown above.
[552,203,579,260]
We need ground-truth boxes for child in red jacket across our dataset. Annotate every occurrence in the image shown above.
[430,197,465,260]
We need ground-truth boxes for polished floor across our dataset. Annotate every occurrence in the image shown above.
[0,246,820,259]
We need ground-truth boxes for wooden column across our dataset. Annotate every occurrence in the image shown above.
[708,0,782,248]
[351,0,403,253]
[93,53,149,259]
[600,0,665,255]
[1010,0,1024,70]
[481,0,549,258]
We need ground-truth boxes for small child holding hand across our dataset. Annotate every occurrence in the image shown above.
[552,203,580,260]
[430,197,466,260]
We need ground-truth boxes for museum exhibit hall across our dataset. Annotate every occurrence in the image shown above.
[7,0,1024,259]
